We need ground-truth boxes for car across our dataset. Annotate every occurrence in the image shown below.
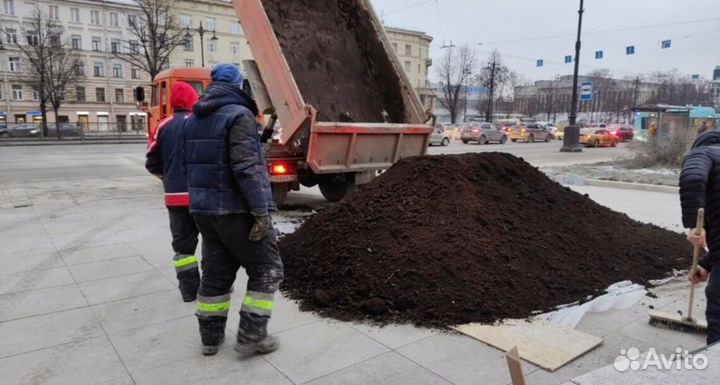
[607,124,635,142]
[428,126,451,146]
[57,123,82,138]
[0,123,41,138]
[507,123,553,143]
[579,128,618,147]
[460,122,507,144]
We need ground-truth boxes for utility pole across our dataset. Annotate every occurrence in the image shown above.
[560,0,584,152]
[185,22,218,67]
[463,65,471,122]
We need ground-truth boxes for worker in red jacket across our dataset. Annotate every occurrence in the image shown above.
[146,82,200,302]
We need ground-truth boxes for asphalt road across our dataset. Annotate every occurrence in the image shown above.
[0,140,631,187]
[428,138,632,167]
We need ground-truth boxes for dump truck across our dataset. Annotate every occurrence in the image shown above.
[138,0,433,205]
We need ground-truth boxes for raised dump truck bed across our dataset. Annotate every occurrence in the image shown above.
[233,0,432,204]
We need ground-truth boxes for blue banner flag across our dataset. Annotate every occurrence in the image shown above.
[595,51,604,59]
[661,40,671,49]
[536,59,544,67]
[626,46,635,55]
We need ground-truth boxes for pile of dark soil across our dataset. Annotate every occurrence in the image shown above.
[279,153,690,327]
[262,0,406,123]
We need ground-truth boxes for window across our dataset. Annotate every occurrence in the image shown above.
[3,0,14,15]
[8,56,19,72]
[95,88,105,102]
[206,18,215,31]
[404,61,411,72]
[115,88,124,103]
[93,62,104,77]
[49,5,59,20]
[183,37,193,51]
[184,59,194,67]
[90,10,100,25]
[129,40,140,54]
[109,12,118,27]
[230,42,240,55]
[32,88,39,100]
[76,87,85,102]
[131,67,140,79]
[208,40,217,53]
[70,8,80,22]
[27,31,39,46]
[112,63,122,78]
[392,42,397,51]
[5,28,16,44]
[405,44,411,56]
[417,63,421,74]
[50,34,60,48]
[92,36,101,51]
[128,14,136,27]
[75,60,85,75]
[111,39,121,53]
[229,22,239,35]
[71,35,82,50]
[180,15,191,27]
[11,85,22,100]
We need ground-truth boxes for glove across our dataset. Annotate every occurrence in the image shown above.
[249,214,272,241]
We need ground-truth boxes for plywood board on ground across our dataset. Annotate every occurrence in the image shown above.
[453,319,603,371]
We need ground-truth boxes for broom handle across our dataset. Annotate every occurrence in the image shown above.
[688,208,705,320]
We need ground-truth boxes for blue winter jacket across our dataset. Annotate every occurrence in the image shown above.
[183,82,275,216]
[146,110,192,207]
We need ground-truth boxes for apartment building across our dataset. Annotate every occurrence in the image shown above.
[0,1,432,130]
[385,26,434,108]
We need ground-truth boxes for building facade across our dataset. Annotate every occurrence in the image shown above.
[384,26,434,109]
[0,1,431,130]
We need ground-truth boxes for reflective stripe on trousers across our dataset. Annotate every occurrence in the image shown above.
[241,291,274,317]
[173,254,198,273]
[196,294,231,317]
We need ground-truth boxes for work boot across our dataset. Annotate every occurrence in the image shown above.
[234,335,279,356]
[201,335,224,356]
[177,268,200,302]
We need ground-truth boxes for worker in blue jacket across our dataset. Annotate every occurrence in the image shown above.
[680,130,720,345]
[183,64,283,356]
[146,81,200,302]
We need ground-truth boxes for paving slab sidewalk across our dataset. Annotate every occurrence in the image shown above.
[0,170,709,385]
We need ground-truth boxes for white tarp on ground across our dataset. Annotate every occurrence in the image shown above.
[536,281,648,329]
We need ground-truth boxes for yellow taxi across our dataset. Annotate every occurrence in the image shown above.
[579,128,618,147]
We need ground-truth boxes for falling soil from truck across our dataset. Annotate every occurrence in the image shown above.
[279,153,690,327]
[262,0,407,123]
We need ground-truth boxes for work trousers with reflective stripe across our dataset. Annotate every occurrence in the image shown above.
[193,213,283,346]
[168,207,200,296]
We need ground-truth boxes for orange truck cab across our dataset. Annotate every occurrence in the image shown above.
[138,68,211,145]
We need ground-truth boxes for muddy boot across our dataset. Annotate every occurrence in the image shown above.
[198,316,226,356]
[234,335,279,355]
[177,267,200,302]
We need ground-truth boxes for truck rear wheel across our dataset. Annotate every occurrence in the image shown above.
[271,183,289,208]
[319,174,355,203]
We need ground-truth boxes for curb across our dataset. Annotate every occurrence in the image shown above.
[0,139,146,146]
[584,179,679,194]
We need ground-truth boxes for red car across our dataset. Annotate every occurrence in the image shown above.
[607,124,635,142]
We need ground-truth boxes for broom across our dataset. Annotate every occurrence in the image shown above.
[648,208,708,333]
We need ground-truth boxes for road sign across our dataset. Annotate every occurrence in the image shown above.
[564,55,573,64]
[536,59,544,67]
[626,46,635,55]
[580,82,593,101]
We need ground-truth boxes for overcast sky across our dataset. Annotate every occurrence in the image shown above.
[371,0,720,83]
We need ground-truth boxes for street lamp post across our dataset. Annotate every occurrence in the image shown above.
[185,22,218,67]
[560,0,584,153]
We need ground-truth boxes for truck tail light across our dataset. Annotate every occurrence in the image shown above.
[270,162,290,175]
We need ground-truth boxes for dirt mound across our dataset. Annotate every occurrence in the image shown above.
[262,0,406,123]
[279,153,689,327]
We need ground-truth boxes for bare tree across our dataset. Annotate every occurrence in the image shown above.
[436,45,477,124]
[114,0,185,80]
[46,44,80,139]
[5,7,54,136]
[476,50,513,122]
[644,70,713,106]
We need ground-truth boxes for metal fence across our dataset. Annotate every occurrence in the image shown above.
[0,122,148,142]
